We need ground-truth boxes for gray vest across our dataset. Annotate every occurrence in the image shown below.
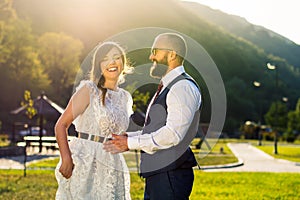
[140,73,200,178]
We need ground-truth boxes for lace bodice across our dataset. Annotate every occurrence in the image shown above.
[73,80,133,137]
[55,80,133,199]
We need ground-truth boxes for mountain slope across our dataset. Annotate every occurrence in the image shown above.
[181,1,300,68]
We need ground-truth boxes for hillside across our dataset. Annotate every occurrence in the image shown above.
[8,0,300,133]
[181,1,300,68]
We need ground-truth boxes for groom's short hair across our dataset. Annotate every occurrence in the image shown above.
[155,33,187,62]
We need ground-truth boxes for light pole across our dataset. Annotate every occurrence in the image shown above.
[253,81,262,122]
[253,81,262,145]
[267,63,278,154]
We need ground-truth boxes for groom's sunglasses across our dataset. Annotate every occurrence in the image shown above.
[151,48,173,56]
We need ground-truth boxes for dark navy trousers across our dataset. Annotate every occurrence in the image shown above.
[144,168,194,200]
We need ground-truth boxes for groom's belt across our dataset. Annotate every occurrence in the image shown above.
[77,132,111,143]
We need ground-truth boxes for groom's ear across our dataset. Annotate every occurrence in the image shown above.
[169,50,177,60]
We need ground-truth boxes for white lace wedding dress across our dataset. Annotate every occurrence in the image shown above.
[55,80,133,200]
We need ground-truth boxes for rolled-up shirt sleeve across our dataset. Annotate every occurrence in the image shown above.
[127,80,201,154]
[127,130,142,137]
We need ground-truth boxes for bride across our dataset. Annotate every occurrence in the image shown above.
[54,41,133,199]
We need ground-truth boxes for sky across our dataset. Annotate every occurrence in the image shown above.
[182,0,300,45]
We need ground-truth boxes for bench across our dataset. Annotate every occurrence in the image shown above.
[17,136,58,152]
[17,136,75,152]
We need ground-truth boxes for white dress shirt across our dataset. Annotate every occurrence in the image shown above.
[127,66,201,154]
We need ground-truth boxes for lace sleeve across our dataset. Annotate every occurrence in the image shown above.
[71,81,91,120]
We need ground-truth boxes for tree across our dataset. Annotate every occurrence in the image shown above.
[0,0,16,63]
[224,77,255,132]
[0,0,17,21]
[287,98,300,133]
[0,19,50,111]
[125,82,150,112]
[264,101,288,133]
[20,90,37,119]
[37,32,83,104]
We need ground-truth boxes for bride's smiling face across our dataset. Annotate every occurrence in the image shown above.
[100,47,124,81]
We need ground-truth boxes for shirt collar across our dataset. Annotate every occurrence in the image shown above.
[161,66,185,87]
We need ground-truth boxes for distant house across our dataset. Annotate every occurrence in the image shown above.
[10,93,76,142]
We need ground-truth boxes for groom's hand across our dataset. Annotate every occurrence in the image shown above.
[103,133,129,154]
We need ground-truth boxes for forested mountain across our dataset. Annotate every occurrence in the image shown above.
[182,2,300,69]
[1,0,299,133]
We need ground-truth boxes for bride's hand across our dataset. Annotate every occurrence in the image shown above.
[59,156,74,179]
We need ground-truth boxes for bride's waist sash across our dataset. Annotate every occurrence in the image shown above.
[77,132,111,143]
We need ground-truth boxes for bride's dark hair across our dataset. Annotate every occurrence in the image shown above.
[90,41,132,105]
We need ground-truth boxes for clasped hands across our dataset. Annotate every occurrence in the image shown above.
[103,133,129,154]
[60,133,127,179]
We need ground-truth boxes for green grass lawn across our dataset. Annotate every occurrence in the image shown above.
[26,157,58,169]
[0,170,57,200]
[2,138,300,199]
[1,170,299,200]
[192,138,238,166]
[256,145,300,163]
[191,171,300,200]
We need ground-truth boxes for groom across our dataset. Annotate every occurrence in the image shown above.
[104,32,201,200]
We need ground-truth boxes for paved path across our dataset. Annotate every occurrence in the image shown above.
[0,148,59,169]
[203,143,300,172]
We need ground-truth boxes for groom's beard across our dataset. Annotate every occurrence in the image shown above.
[150,61,168,79]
